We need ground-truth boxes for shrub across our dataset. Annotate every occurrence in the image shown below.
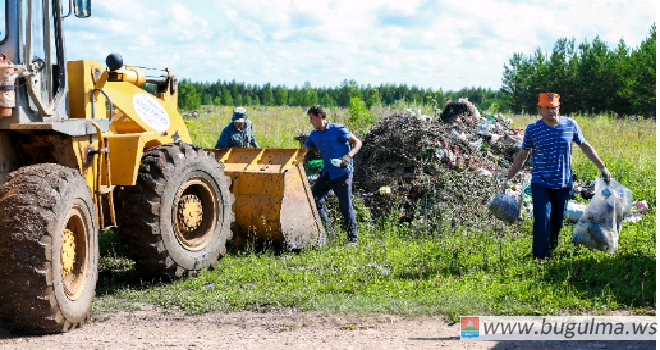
[348,97,373,133]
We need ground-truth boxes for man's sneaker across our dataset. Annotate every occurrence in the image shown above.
[345,239,358,248]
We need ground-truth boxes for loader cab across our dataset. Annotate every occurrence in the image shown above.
[0,0,90,128]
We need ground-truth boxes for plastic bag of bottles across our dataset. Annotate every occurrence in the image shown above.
[572,178,632,255]
[488,192,522,224]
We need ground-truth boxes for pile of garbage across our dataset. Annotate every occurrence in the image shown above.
[352,109,530,228]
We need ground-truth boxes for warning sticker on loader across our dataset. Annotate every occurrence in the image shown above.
[133,94,170,131]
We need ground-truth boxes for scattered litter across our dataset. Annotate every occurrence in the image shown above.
[566,200,588,223]
[622,200,651,223]
[476,168,492,177]
[632,200,650,213]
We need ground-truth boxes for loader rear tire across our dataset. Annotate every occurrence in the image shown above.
[0,164,98,333]
[117,143,233,278]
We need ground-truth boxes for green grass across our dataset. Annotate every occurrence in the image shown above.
[183,105,352,149]
[94,107,655,318]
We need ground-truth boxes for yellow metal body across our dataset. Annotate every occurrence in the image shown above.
[67,60,191,189]
[210,148,324,248]
[60,60,192,226]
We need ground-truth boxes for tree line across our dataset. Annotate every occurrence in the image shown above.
[177,79,500,113]
[501,25,655,116]
[176,25,655,117]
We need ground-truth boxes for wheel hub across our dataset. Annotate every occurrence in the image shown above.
[61,228,76,275]
[173,177,219,251]
[62,206,89,300]
[178,194,203,232]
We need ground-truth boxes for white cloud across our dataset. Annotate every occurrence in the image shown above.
[137,35,155,46]
[225,9,238,19]
[366,65,380,76]
[61,0,656,91]
[215,50,235,59]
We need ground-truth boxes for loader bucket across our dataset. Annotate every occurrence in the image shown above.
[208,148,324,248]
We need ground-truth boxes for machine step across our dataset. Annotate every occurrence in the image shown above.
[97,185,115,195]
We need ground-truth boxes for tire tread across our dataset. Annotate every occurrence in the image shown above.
[0,164,96,333]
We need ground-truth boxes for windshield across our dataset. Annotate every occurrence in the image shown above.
[0,0,6,44]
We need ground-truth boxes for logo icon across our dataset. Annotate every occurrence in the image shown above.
[547,94,554,100]
[461,317,480,338]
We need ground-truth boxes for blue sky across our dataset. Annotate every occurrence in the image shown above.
[62,0,656,91]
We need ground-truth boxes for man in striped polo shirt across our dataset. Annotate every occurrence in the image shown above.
[502,93,611,260]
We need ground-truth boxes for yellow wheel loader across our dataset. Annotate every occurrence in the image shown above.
[0,0,323,333]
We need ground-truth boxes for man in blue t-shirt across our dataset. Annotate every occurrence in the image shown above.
[302,105,363,243]
[502,93,611,260]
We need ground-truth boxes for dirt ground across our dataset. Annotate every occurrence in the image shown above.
[0,306,654,350]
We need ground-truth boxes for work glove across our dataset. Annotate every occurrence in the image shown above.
[599,167,611,184]
[500,179,510,194]
[340,154,351,168]
[330,155,352,168]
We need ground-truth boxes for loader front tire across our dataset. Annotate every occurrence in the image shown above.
[0,164,98,333]
[117,143,233,278]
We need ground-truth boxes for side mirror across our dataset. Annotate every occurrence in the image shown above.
[73,0,91,18]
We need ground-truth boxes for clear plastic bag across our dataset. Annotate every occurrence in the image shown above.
[565,200,587,223]
[488,192,522,224]
[572,178,632,255]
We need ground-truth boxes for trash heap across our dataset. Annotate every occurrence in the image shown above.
[353,110,530,229]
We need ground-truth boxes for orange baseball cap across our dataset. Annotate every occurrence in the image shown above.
[537,93,560,107]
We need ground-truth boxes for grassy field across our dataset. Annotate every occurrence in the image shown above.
[94,106,656,319]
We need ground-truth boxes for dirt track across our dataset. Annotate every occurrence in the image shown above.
[0,306,655,350]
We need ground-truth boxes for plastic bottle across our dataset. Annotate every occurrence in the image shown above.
[521,174,531,192]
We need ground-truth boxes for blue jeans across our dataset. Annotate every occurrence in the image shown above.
[312,171,357,241]
[530,183,571,258]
